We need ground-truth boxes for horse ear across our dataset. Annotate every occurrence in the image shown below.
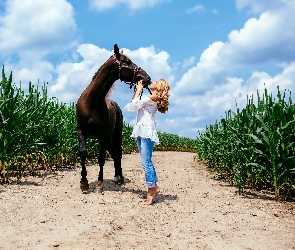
[114,44,120,58]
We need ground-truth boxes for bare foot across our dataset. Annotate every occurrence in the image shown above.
[154,185,160,198]
[144,195,154,205]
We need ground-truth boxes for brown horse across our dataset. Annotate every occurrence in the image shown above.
[76,44,151,192]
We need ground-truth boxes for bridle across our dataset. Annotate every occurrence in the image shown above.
[112,54,152,98]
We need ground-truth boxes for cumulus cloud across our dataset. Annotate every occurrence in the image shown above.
[121,46,173,83]
[227,8,295,64]
[0,0,78,97]
[168,62,295,138]
[5,60,54,89]
[174,41,228,94]
[49,44,112,102]
[169,0,295,137]
[0,0,76,57]
[175,1,295,96]
[89,0,167,11]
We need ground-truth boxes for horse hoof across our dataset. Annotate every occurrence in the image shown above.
[113,176,124,185]
[80,180,89,192]
[94,181,103,193]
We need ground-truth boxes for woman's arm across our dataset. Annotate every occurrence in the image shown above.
[132,80,144,100]
[133,80,158,102]
[126,80,157,112]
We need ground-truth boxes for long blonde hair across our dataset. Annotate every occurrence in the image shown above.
[156,79,170,113]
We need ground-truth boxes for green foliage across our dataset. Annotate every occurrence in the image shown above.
[0,66,80,182]
[0,66,196,183]
[195,86,295,200]
[156,132,196,152]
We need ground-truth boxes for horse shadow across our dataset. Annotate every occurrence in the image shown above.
[87,178,178,204]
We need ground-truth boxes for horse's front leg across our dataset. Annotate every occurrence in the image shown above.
[107,145,124,185]
[78,129,89,191]
[111,129,124,185]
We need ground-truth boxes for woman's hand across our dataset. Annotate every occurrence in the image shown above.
[136,80,144,91]
[132,80,144,100]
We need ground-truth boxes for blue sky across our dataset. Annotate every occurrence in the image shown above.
[1,0,295,139]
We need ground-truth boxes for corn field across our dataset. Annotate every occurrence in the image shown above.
[195,87,295,200]
[0,66,196,183]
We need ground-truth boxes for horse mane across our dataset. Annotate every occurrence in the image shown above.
[105,83,115,100]
[92,68,100,81]
[90,52,129,104]
[92,61,106,81]
[92,51,131,81]
[121,52,131,60]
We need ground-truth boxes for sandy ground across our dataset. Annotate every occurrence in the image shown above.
[0,151,294,250]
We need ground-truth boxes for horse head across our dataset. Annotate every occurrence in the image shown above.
[113,44,152,89]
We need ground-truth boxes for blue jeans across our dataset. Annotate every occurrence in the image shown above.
[136,137,158,188]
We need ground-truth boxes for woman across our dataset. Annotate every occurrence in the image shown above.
[126,79,170,205]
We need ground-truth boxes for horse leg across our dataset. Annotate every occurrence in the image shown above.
[94,142,106,193]
[113,157,124,185]
[78,129,89,191]
[109,135,124,185]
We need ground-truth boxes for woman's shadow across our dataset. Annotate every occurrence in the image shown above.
[88,178,178,204]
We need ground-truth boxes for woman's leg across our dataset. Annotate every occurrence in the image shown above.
[137,137,158,204]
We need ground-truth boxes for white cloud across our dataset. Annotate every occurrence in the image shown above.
[120,45,174,84]
[89,0,167,11]
[245,63,295,95]
[175,1,295,96]
[168,1,295,137]
[187,5,205,14]
[168,62,295,138]
[182,56,195,70]
[0,0,76,57]
[236,0,289,13]
[5,60,54,89]
[49,44,112,102]
[174,41,228,94]
[227,8,295,64]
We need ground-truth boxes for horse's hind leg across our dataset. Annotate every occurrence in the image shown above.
[113,156,124,185]
[94,143,106,193]
[109,133,124,185]
[109,103,124,185]
[78,129,89,191]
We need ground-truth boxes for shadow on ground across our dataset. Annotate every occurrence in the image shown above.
[86,179,178,205]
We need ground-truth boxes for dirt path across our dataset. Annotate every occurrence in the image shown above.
[1,151,294,250]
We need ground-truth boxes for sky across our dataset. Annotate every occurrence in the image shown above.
[0,0,295,139]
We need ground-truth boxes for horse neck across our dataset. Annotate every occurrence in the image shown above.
[85,59,118,106]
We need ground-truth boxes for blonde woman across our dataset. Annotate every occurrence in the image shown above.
[126,79,170,205]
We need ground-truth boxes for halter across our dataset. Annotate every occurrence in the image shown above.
[112,54,152,97]
[112,54,140,85]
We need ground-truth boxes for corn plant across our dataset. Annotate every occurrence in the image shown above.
[195,86,295,200]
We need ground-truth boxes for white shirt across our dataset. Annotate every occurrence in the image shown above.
[125,96,159,145]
